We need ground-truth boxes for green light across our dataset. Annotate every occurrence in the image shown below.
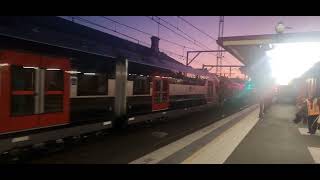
[244,81,254,90]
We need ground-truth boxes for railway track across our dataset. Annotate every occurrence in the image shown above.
[0,101,253,164]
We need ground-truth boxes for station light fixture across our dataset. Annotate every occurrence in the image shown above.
[84,73,96,76]
[46,68,61,71]
[66,70,81,74]
[23,66,38,69]
[266,42,320,85]
[275,22,286,34]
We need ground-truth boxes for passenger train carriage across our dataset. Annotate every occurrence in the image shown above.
[0,17,222,153]
[0,49,218,134]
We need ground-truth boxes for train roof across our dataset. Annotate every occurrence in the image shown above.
[0,16,217,80]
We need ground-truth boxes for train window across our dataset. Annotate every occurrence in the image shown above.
[11,65,35,91]
[45,70,64,91]
[11,95,35,116]
[77,73,108,96]
[45,95,63,113]
[133,77,150,95]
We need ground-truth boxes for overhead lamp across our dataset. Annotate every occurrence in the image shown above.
[66,70,81,74]
[47,68,61,71]
[23,66,38,69]
[84,73,96,76]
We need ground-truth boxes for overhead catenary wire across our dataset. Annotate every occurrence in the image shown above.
[137,39,185,59]
[151,16,221,68]
[162,49,185,59]
[67,17,223,66]
[154,16,214,51]
[70,16,243,76]
[69,16,188,62]
[146,16,213,51]
[72,16,144,45]
[177,16,217,41]
[99,16,198,51]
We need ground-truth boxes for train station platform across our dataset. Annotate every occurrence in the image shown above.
[131,103,320,164]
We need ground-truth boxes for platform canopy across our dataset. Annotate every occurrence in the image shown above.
[217,31,320,66]
[217,31,320,84]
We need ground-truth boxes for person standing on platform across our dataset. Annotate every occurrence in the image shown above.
[306,93,320,134]
[249,55,273,119]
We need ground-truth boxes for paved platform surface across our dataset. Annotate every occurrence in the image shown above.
[131,103,320,164]
[225,104,315,164]
[131,105,259,164]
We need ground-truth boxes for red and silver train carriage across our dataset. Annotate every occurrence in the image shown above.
[0,16,220,153]
[0,49,219,134]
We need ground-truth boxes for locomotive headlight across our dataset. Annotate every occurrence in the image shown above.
[266,42,320,85]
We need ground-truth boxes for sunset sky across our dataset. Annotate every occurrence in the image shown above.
[61,16,320,78]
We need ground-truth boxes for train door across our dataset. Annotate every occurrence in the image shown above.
[152,77,169,111]
[0,50,70,134]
